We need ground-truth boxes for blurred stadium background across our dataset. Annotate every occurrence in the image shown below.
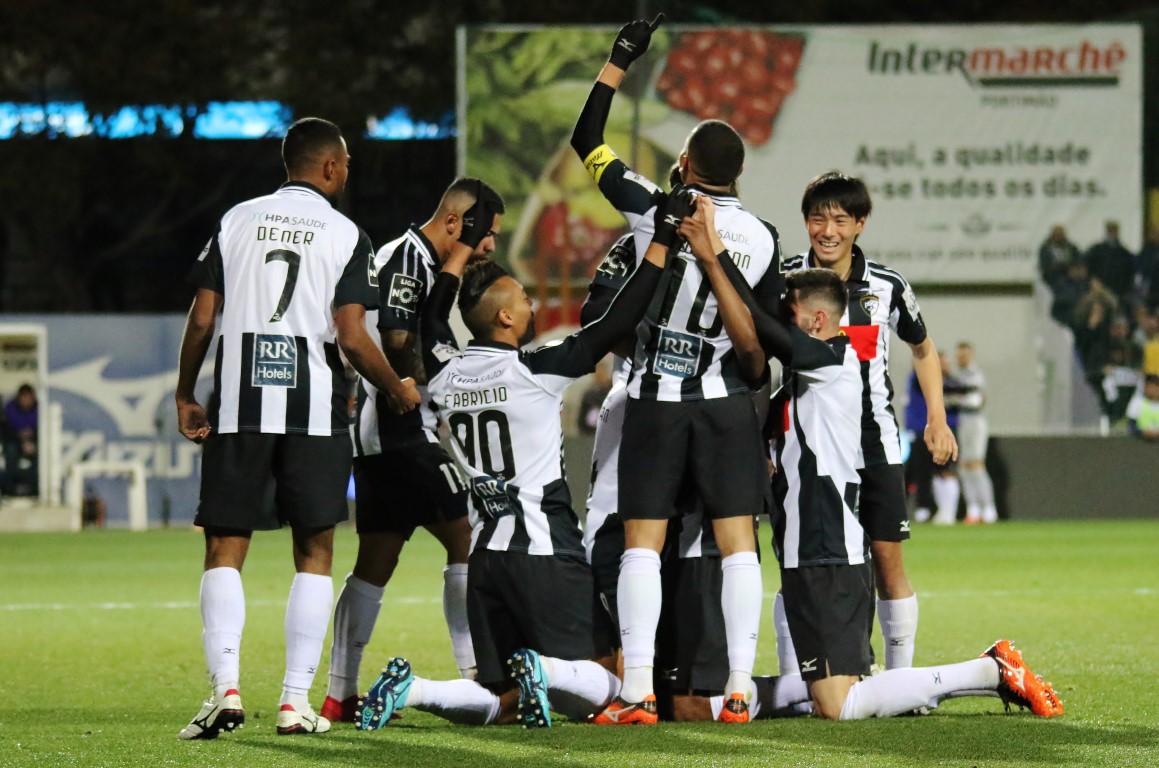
[0,0,1157,529]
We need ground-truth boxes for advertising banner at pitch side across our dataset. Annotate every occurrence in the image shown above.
[460,24,1141,302]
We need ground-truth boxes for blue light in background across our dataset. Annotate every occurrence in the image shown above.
[0,101,455,140]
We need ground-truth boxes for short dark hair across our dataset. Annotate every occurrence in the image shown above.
[444,177,506,215]
[686,120,744,187]
[785,268,848,316]
[801,171,872,220]
[282,117,344,175]
[1145,373,1159,387]
[459,259,510,335]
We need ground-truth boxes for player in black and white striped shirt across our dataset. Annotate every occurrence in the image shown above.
[322,179,504,722]
[574,17,777,725]
[698,240,1062,722]
[175,118,418,739]
[354,186,691,731]
[776,173,958,674]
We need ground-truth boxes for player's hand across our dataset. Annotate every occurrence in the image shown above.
[386,377,422,415]
[678,195,720,262]
[608,14,664,70]
[177,400,211,443]
[652,184,697,249]
[459,181,501,250]
[925,421,958,464]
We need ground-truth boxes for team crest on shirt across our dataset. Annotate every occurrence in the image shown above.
[251,334,297,387]
[388,274,421,314]
[859,293,880,317]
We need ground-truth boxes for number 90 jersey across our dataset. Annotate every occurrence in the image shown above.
[427,338,592,562]
[189,182,378,436]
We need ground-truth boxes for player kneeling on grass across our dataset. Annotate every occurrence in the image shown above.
[356,185,691,729]
[683,198,1064,720]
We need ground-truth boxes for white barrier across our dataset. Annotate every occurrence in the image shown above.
[64,460,148,531]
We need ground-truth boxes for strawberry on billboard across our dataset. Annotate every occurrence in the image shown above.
[459,24,1141,321]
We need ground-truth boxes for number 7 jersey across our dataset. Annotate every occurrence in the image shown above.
[188,181,377,436]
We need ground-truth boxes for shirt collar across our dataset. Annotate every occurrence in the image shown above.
[278,181,333,207]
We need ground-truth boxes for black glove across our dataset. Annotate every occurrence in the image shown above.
[652,185,697,249]
[608,13,664,70]
[459,182,500,250]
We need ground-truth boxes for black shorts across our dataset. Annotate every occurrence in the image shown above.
[618,396,766,522]
[780,562,874,681]
[657,555,727,696]
[467,549,616,688]
[196,432,351,532]
[588,514,625,638]
[353,443,468,537]
[858,463,910,542]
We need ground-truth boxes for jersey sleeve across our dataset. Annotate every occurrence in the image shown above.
[581,147,664,234]
[334,228,379,309]
[375,239,428,333]
[524,336,598,395]
[580,235,640,326]
[890,274,928,346]
[419,272,462,378]
[790,327,842,380]
[187,227,225,294]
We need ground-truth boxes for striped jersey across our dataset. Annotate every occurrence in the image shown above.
[426,336,596,562]
[189,182,377,436]
[772,328,866,568]
[780,247,928,466]
[350,226,439,456]
[955,364,986,414]
[583,154,782,402]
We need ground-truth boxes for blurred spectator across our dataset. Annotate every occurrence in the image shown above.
[931,353,967,526]
[1073,276,1118,403]
[576,356,613,436]
[3,383,39,496]
[1084,220,1136,307]
[1134,224,1159,312]
[954,342,997,524]
[903,368,935,522]
[1101,316,1142,424]
[1140,310,1159,377]
[1126,374,1159,440]
[1049,260,1089,328]
[1038,224,1082,288]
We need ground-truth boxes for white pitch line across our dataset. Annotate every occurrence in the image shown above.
[0,596,442,611]
[760,587,1155,602]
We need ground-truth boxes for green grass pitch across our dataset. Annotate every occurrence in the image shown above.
[1,520,1156,767]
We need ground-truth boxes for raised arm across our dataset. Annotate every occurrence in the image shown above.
[419,184,502,376]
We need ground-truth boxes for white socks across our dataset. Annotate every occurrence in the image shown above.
[721,551,762,698]
[200,567,245,699]
[877,594,919,669]
[443,564,476,678]
[542,656,622,720]
[932,475,960,524]
[838,658,999,719]
[281,573,333,704]
[406,677,501,725]
[617,548,663,702]
[773,591,798,676]
[326,574,384,702]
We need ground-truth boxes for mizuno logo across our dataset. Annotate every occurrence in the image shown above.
[900,520,911,533]
[617,40,636,52]
[999,659,1028,692]
[800,658,818,673]
[664,214,681,226]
